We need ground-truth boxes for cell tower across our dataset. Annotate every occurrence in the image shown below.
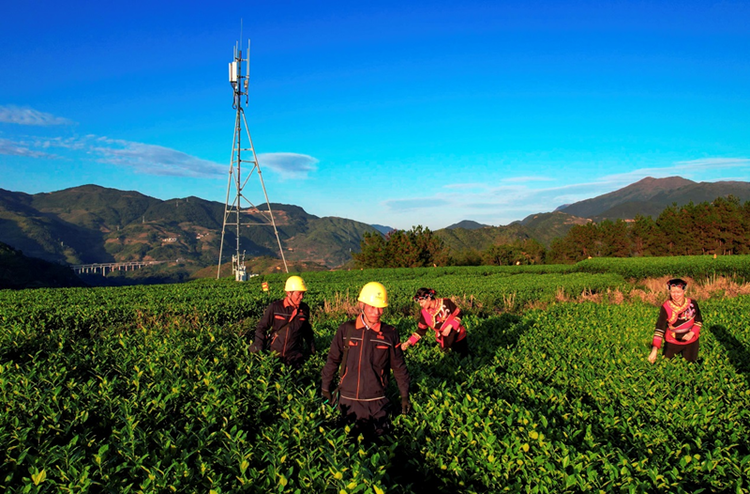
[217,40,288,280]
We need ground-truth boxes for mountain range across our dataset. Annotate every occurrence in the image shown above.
[433,176,750,252]
[0,185,377,271]
[1,176,749,283]
[0,241,85,289]
[557,176,750,220]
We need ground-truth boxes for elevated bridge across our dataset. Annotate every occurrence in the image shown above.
[72,260,170,276]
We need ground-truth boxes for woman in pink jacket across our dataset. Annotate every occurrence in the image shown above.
[648,278,703,363]
[401,287,469,357]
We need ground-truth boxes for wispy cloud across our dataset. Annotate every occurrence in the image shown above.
[0,137,61,159]
[443,176,555,192]
[594,157,750,187]
[500,176,556,184]
[257,152,318,179]
[0,107,319,180]
[443,182,491,190]
[90,138,225,178]
[384,156,750,227]
[384,197,451,212]
[33,136,89,151]
[1,132,314,180]
[676,157,750,169]
[0,106,74,126]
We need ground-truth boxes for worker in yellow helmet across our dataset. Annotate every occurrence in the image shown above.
[321,282,411,439]
[250,275,315,368]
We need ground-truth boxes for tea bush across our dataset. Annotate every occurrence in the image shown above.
[1,265,749,492]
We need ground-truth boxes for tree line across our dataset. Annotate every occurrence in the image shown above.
[353,226,546,268]
[353,196,750,268]
[549,196,750,262]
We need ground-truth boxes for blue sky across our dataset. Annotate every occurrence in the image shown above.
[1,0,749,230]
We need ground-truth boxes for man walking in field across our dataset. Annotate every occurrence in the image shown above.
[250,275,315,369]
[321,281,411,439]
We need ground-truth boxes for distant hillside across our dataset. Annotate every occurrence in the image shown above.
[558,176,693,218]
[0,185,380,272]
[194,257,330,279]
[516,212,591,245]
[370,224,394,235]
[0,241,86,289]
[4,177,748,282]
[436,177,750,250]
[559,176,750,220]
[436,211,589,251]
[590,201,665,223]
[435,222,529,251]
[446,220,489,230]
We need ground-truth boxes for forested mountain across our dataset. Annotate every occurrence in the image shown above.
[558,176,750,220]
[516,211,592,245]
[435,212,590,251]
[370,224,394,235]
[436,177,750,253]
[0,241,85,289]
[2,177,749,280]
[445,220,489,230]
[0,185,378,270]
[435,222,528,251]
[549,196,750,262]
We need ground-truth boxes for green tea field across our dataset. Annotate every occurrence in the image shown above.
[2,259,750,493]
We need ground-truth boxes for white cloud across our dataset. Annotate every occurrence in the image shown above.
[594,157,750,187]
[383,156,750,227]
[443,176,555,191]
[257,152,318,179]
[0,106,74,126]
[384,197,451,212]
[90,138,225,178]
[500,176,556,184]
[0,137,61,159]
[443,182,491,190]
[33,136,88,151]
[0,130,293,180]
[675,157,750,169]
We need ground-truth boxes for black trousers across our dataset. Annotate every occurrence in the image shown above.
[338,397,391,438]
[441,332,469,357]
[664,339,699,362]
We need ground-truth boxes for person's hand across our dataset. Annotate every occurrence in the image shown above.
[322,390,332,404]
[648,347,658,364]
[400,341,410,351]
[401,396,412,415]
[441,326,452,337]
[683,331,695,342]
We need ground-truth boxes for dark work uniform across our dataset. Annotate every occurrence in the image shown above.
[251,299,315,368]
[321,314,410,437]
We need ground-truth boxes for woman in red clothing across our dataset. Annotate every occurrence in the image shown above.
[648,278,703,364]
[401,287,469,357]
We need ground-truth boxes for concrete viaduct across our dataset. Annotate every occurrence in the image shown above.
[72,260,169,276]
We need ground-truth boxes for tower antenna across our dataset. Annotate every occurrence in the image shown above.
[217,38,288,280]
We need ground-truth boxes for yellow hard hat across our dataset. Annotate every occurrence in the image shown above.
[284,275,307,292]
[358,281,388,308]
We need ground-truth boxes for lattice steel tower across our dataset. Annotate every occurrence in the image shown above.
[217,40,288,280]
